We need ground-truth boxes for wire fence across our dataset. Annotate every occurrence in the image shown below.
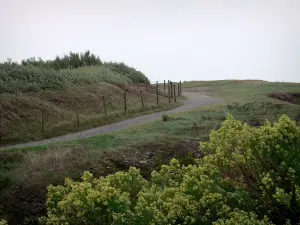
[0,81,182,145]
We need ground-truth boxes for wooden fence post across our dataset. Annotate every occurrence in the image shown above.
[0,113,2,143]
[41,109,45,133]
[168,86,170,103]
[140,90,144,108]
[178,83,180,96]
[75,102,80,127]
[156,81,159,105]
[164,80,166,91]
[173,85,177,103]
[102,96,107,116]
[124,92,127,113]
[180,81,182,95]
[170,81,173,98]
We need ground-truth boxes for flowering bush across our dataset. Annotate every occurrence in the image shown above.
[41,115,300,224]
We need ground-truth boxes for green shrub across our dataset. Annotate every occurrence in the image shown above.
[21,50,102,70]
[41,115,300,224]
[0,64,132,93]
[1,52,149,93]
[0,219,7,225]
[103,61,149,84]
[162,114,170,121]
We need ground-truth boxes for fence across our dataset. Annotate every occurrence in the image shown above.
[0,81,182,144]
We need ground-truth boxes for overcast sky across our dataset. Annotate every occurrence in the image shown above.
[1,0,300,82]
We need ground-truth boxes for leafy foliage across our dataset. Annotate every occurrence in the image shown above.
[0,63,131,93]
[103,61,149,84]
[20,50,102,70]
[41,115,300,224]
[0,219,7,225]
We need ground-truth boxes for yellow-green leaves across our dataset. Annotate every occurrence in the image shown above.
[273,188,293,208]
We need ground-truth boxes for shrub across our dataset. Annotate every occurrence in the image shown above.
[201,114,300,224]
[162,114,170,121]
[103,62,149,84]
[0,52,149,93]
[0,63,132,93]
[0,219,7,225]
[41,115,300,224]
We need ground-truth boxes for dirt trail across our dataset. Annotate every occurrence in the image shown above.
[0,89,221,150]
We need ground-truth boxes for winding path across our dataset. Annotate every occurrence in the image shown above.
[0,89,221,150]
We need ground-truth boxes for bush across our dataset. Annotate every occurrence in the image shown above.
[0,219,7,225]
[103,62,149,84]
[162,114,170,122]
[201,114,300,223]
[41,115,300,224]
[0,64,132,93]
[0,52,149,93]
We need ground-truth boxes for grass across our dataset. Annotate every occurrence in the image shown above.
[0,61,177,146]
[1,80,300,224]
[0,83,181,145]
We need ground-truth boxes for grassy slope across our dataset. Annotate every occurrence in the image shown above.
[1,80,300,224]
[0,70,180,145]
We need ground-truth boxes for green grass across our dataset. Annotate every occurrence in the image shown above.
[1,83,181,146]
[0,64,133,93]
[1,80,300,224]
[3,101,181,146]
[0,60,153,146]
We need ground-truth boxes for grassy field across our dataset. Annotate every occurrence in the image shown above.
[0,80,300,224]
[1,80,180,146]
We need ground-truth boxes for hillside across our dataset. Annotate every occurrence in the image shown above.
[0,52,179,145]
[0,80,300,224]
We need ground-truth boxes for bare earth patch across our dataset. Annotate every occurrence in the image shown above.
[268,92,300,105]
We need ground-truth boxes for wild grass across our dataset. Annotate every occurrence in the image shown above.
[0,64,133,93]
[0,83,180,145]
[1,51,149,94]
[1,80,300,224]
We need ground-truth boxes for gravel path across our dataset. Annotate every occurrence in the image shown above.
[0,89,221,150]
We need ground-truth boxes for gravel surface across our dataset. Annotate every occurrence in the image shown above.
[0,89,221,150]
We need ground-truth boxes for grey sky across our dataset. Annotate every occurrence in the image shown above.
[1,0,300,82]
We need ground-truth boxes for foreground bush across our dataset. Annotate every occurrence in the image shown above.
[41,115,300,224]
[1,52,149,93]
[0,220,7,225]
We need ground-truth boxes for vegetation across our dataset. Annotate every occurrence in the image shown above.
[0,220,7,225]
[19,51,148,84]
[41,114,300,224]
[0,63,131,93]
[1,51,149,94]
[0,83,180,145]
[0,81,300,224]
[103,62,148,84]
[21,50,102,70]
[0,51,175,145]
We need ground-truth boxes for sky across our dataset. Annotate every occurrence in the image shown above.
[1,0,300,82]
